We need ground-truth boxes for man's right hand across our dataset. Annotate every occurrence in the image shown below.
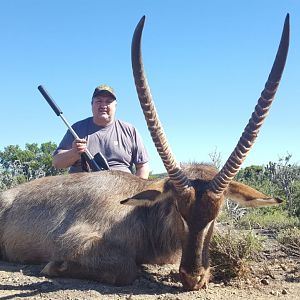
[52,139,87,169]
[72,138,87,154]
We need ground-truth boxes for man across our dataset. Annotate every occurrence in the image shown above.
[53,84,150,179]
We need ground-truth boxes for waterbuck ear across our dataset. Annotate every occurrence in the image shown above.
[120,179,172,206]
[226,181,283,207]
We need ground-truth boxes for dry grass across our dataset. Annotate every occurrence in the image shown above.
[277,227,300,258]
[210,227,263,281]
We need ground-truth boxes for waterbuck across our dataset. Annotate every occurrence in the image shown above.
[0,15,289,290]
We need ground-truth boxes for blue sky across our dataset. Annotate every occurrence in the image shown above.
[0,1,299,174]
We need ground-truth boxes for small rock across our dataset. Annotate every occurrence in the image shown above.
[261,278,270,285]
[280,264,288,271]
[282,289,288,295]
[270,290,280,296]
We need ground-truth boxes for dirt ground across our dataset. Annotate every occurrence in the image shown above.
[0,233,299,300]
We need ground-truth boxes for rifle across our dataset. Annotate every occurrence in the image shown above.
[38,85,110,171]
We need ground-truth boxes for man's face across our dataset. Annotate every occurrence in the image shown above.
[92,93,117,126]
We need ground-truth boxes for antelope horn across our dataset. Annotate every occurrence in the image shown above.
[131,16,191,192]
[210,14,290,195]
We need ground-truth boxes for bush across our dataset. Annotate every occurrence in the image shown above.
[277,227,300,257]
[210,228,263,281]
[236,156,300,218]
[0,142,66,191]
[236,209,299,231]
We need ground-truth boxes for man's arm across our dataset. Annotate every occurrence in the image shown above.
[135,162,150,179]
[53,139,87,169]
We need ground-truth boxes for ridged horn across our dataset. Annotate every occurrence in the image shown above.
[131,16,190,192]
[210,14,290,195]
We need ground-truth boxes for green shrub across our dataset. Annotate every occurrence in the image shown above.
[237,209,299,230]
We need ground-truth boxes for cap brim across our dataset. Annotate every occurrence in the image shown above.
[93,90,116,99]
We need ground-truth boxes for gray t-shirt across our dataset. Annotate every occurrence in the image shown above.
[54,118,149,173]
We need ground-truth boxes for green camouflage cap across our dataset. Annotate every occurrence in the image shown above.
[93,84,116,99]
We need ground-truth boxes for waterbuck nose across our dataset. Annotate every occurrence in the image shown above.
[179,267,209,290]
